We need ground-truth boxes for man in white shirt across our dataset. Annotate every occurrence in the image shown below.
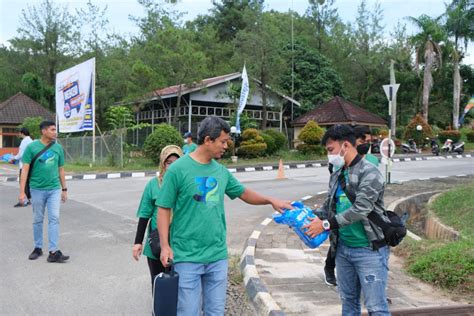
[10,127,33,207]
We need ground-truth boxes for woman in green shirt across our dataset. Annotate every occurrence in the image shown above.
[132,145,183,286]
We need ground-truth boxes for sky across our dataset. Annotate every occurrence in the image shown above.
[0,0,472,65]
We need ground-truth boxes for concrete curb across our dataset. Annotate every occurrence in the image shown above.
[2,153,472,183]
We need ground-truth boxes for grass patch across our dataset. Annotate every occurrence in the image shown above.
[395,182,474,301]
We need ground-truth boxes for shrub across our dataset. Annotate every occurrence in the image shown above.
[263,129,287,149]
[438,130,462,143]
[298,121,325,145]
[143,123,183,164]
[378,128,389,139]
[403,114,433,145]
[20,116,44,139]
[296,144,326,156]
[238,128,266,158]
[395,126,405,140]
[466,130,474,143]
[222,138,235,158]
[261,132,277,155]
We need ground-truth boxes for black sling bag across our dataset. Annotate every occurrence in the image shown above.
[338,172,407,247]
[25,142,54,199]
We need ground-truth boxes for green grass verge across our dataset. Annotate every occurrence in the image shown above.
[395,182,474,301]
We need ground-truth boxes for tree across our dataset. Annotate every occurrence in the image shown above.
[444,0,474,129]
[407,14,446,122]
[306,0,339,51]
[9,0,78,109]
[105,106,135,130]
[235,11,287,129]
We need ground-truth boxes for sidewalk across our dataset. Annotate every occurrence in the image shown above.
[245,176,474,315]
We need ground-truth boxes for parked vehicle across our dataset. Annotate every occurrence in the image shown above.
[430,138,440,156]
[401,139,419,154]
[441,139,465,154]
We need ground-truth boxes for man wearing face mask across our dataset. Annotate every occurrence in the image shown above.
[305,124,391,315]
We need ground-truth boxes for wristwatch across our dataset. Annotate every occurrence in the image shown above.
[322,220,330,231]
[62,188,68,192]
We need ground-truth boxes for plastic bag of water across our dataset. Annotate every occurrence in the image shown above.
[273,201,329,248]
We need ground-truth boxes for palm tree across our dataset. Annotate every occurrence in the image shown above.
[407,15,445,122]
[444,0,474,129]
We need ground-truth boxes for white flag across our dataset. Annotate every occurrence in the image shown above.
[236,65,249,133]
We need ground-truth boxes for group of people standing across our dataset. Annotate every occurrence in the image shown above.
[11,116,392,315]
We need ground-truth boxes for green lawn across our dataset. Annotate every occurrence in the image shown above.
[395,181,474,302]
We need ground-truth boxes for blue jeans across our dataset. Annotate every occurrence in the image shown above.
[336,241,390,316]
[30,189,61,252]
[174,259,228,316]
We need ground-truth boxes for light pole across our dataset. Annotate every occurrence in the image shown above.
[416,125,423,153]
[230,126,239,163]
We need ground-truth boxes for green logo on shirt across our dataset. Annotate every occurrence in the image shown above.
[193,177,219,203]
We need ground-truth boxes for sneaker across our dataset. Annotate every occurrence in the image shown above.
[13,202,28,207]
[28,248,43,260]
[324,267,337,286]
[47,250,70,263]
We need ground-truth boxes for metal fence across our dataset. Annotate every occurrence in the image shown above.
[58,133,124,166]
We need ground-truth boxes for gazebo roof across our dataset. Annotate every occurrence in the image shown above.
[292,96,386,127]
[0,92,54,125]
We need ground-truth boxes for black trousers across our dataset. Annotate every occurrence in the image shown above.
[147,256,166,288]
[325,245,336,270]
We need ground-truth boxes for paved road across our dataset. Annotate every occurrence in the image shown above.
[0,157,472,314]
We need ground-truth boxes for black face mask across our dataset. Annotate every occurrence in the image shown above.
[357,143,370,155]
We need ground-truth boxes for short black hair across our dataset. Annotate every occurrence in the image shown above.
[354,125,371,140]
[197,116,230,145]
[321,124,356,146]
[39,120,56,131]
[19,127,30,136]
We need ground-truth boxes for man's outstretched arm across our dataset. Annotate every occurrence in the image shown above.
[239,188,293,213]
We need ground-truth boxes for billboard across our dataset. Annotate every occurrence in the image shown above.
[55,58,95,133]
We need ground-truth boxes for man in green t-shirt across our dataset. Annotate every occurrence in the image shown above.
[182,131,197,155]
[157,117,292,316]
[19,121,69,263]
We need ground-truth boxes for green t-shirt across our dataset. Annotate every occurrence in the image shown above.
[182,143,198,155]
[335,170,369,247]
[136,177,161,259]
[365,153,379,167]
[22,140,64,190]
[157,155,245,263]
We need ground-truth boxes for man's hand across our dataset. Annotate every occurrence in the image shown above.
[159,245,173,267]
[61,191,67,203]
[19,193,27,205]
[269,198,293,214]
[132,244,143,261]
[302,217,325,238]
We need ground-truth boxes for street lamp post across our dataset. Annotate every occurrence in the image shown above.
[230,126,239,163]
[416,125,423,153]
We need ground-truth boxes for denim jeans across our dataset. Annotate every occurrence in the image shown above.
[30,189,61,252]
[336,241,390,316]
[174,259,228,316]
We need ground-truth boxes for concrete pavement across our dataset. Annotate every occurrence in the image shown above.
[243,176,474,315]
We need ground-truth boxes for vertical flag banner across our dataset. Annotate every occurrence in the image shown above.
[459,96,474,126]
[56,58,95,133]
[236,65,249,133]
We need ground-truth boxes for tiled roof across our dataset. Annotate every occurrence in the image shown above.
[0,92,55,125]
[292,96,386,127]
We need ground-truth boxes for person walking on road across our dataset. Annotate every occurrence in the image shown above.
[10,127,33,207]
[132,145,183,287]
[182,131,197,155]
[157,116,292,316]
[305,124,391,315]
[19,121,69,263]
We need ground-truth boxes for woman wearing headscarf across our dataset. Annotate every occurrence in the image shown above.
[132,145,183,286]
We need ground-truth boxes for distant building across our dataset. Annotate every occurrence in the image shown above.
[0,92,54,155]
[292,96,387,146]
[123,72,300,137]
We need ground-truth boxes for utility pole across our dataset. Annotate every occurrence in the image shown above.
[390,60,397,137]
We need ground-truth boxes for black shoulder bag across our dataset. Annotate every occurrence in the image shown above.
[25,142,54,199]
[338,172,407,247]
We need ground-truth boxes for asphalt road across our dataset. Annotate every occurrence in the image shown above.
[0,157,472,314]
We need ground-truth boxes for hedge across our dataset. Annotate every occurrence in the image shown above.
[261,133,277,155]
[263,129,287,149]
[298,121,324,145]
[143,123,183,164]
[438,130,461,143]
[296,144,326,156]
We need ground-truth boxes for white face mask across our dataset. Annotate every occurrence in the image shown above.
[328,144,346,170]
